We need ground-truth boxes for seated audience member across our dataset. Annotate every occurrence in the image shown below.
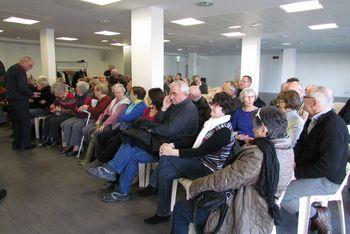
[231,88,258,145]
[172,106,294,234]
[143,88,165,121]
[88,86,147,165]
[104,65,115,78]
[81,84,130,165]
[278,90,305,147]
[188,86,210,129]
[183,77,191,87]
[0,188,6,202]
[175,73,182,81]
[164,75,173,95]
[29,77,55,118]
[86,81,199,202]
[61,83,111,156]
[338,98,350,125]
[109,69,123,86]
[142,92,236,224]
[281,86,350,233]
[237,75,265,108]
[60,81,91,153]
[40,83,76,148]
[222,80,243,113]
[192,75,208,94]
[285,79,308,120]
[270,83,288,107]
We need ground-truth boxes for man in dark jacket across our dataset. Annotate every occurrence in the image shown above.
[6,56,39,150]
[237,75,265,108]
[86,81,199,203]
[188,85,210,129]
[29,77,55,118]
[338,98,350,125]
[281,86,349,233]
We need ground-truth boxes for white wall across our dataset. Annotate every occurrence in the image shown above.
[0,41,124,79]
[164,54,188,77]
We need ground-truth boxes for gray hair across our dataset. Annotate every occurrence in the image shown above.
[76,81,90,94]
[112,83,126,94]
[51,82,67,94]
[19,56,33,63]
[37,76,49,86]
[239,88,257,102]
[310,86,334,108]
[170,80,189,95]
[111,68,119,76]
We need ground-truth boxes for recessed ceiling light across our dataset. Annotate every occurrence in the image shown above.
[171,18,205,26]
[101,40,108,43]
[80,0,122,6]
[94,30,120,36]
[166,32,175,36]
[3,16,39,25]
[99,19,110,24]
[0,30,3,33]
[16,37,21,40]
[177,48,183,51]
[110,42,128,46]
[281,34,288,38]
[221,32,246,37]
[56,37,78,41]
[228,25,242,29]
[208,40,213,43]
[282,42,291,46]
[235,45,240,48]
[299,41,304,45]
[309,23,338,30]
[251,22,262,28]
[164,39,171,42]
[197,0,214,7]
[280,0,323,13]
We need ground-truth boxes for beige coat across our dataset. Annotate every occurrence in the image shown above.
[189,138,294,234]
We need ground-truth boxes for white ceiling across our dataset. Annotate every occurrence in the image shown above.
[1,0,350,55]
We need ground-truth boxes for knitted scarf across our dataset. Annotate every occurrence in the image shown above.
[252,137,281,225]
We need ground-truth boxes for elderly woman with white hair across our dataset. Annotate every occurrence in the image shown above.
[231,88,259,145]
[29,76,55,118]
[62,83,112,156]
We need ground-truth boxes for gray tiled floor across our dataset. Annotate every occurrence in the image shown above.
[0,125,349,233]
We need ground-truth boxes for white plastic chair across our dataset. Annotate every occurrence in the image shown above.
[138,162,158,188]
[77,110,91,159]
[34,116,47,139]
[297,163,350,234]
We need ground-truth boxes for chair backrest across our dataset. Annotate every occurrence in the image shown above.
[337,163,350,195]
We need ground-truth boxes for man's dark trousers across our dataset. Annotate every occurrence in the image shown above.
[9,99,31,149]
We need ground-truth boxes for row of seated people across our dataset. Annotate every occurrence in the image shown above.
[30,75,349,233]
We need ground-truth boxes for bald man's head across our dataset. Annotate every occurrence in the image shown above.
[285,81,304,98]
[188,85,202,101]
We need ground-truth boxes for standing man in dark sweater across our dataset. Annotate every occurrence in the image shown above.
[281,86,349,233]
[188,85,210,129]
[6,56,40,150]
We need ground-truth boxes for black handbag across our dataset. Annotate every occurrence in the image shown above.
[193,190,234,234]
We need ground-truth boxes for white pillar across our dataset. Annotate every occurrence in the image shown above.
[281,48,297,83]
[123,46,132,75]
[131,6,164,91]
[240,37,261,93]
[188,52,197,77]
[40,29,56,84]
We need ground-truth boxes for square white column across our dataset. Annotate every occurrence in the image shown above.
[131,6,164,91]
[241,37,261,92]
[188,52,197,77]
[281,48,297,83]
[40,29,56,84]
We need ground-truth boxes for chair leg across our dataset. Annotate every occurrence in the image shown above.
[34,118,40,139]
[189,223,196,234]
[337,198,346,234]
[298,196,312,234]
[144,163,152,187]
[170,179,179,212]
[138,164,146,188]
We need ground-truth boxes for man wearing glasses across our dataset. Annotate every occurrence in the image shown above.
[6,56,40,151]
[281,86,349,233]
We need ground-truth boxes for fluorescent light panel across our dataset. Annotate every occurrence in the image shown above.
[280,0,323,13]
[56,37,78,41]
[221,32,246,37]
[110,43,128,46]
[164,39,171,42]
[80,0,122,6]
[309,23,338,30]
[94,31,120,36]
[228,25,242,29]
[3,16,39,25]
[177,48,183,51]
[171,18,205,26]
[101,40,108,42]
[282,42,291,46]
[0,30,3,32]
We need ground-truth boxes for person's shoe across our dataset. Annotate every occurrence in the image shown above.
[138,185,158,197]
[311,206,333,234]
[85,165,116,181]
[66,150,78,157]
[59,146,72,154]
[85,160,103,169]
[20,143,37,151]
[101,191,129,203]
[0,189,7,202]
[38,139,51,148]
[144,214,171,225]
[100,181,117,191]
[46,141,59,149]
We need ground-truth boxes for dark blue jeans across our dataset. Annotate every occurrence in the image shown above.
[149,156,211,216]
[171,199,211,234]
